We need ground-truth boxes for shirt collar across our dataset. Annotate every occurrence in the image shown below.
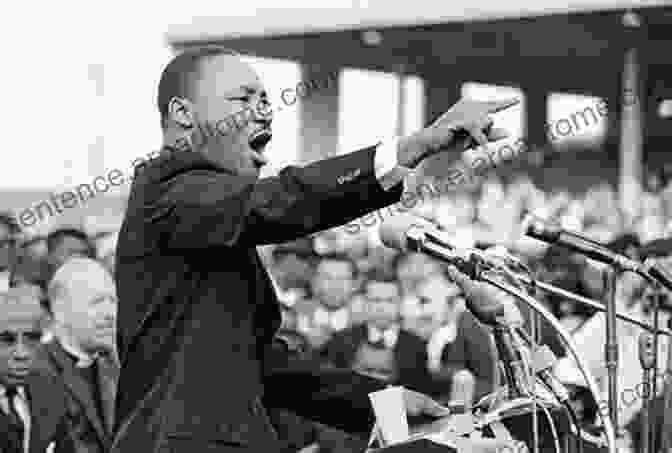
[0,384,26,400]
[59,336,97,368]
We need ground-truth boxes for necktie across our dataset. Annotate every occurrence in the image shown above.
[5,386,25,452]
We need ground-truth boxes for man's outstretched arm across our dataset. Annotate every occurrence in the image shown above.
[145,98,520,251]
[147,141,409,251]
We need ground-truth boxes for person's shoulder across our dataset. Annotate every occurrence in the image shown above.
[133,147,226,185]
[398,328,427,347]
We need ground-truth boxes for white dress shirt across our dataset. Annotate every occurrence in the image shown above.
[59,335,98,368]
[554,308,671,427]
[367,324,400,349]
[374,137,413,191]
[0,384,31,453]
[313,306,350,332]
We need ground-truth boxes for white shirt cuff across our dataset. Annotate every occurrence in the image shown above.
[374,137,412,191]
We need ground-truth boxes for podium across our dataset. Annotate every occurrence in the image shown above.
[367,401,608,453]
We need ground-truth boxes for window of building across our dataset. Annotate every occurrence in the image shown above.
[338,68,399,154]
[546,92,608,149]
[338,69,425,154]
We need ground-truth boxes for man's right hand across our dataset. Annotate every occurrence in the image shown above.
[396,97,520,169]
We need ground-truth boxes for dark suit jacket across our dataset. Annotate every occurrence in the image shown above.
[0,372,74,453]
[112,145,404,453]
[37,341,118,453]
[436,311,497,401]
[318,324,435,395]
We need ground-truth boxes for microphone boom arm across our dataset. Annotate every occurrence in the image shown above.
[477,271,618,453]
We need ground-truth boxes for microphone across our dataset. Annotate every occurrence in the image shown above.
[380,215,532,396]
[523,213,644,273]
[379,214,488,280]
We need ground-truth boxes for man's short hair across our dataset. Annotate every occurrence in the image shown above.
[0,211,20,235]
[0,288,49,329]
[157,46,239,126]
[46,227,95,257]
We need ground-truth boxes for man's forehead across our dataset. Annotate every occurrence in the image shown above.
[196,54,265,96]
[0,317,42,334]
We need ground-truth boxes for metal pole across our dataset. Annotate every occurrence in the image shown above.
[639,332,655,453]
[603,267,619,429]
[649,289,661,452]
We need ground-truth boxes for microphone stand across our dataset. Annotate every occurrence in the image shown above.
[507,273,672,338]
[508,264,672,452]
[603,267,620,432]
[468,265,618,453]
[638,332,655,453]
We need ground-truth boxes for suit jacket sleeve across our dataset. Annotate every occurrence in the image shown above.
[147,145,403,250]
[262,349,385,435]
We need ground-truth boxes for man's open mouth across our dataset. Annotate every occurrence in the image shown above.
[249,129,272,151]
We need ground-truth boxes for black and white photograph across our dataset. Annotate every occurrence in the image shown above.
[2,2,672,452]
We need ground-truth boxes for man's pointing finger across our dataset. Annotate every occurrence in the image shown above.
[484,97,520,114]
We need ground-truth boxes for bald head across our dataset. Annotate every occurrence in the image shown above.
[48,257,116,353]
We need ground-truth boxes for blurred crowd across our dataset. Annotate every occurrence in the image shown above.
[1,170,672,452]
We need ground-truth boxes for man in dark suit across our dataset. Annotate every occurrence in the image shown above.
[39,258,118,453]
[419,273,497,405]
[319,273,434,395]
[111,46,520,453]
[0,289,73,453]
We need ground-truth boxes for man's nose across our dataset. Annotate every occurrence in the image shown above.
[13,339,33,360]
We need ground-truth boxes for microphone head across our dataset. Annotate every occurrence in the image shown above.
[379,214,432,252]
[521,212,561,242]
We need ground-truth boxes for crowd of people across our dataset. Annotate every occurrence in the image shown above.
[0,170,671,452]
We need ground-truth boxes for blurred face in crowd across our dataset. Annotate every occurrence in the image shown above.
[640,256,672,315]
[410,274,460,339]
[25,238,48,261]
[273,253,313,291]
[51,259,117,354]
[49,235,92,271]
[396,253,443,296]
[365,281,401,330]
[0,293,45,387]
[179,54,272,178]
[312,258,356,309]
[0,221,14,270]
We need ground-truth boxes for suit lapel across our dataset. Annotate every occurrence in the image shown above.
[0,408,22,453]
[46,342,109,444]
[97,354,119,435]
[25,374,63,453]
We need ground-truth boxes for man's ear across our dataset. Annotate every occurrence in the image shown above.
[168,97,195,129]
